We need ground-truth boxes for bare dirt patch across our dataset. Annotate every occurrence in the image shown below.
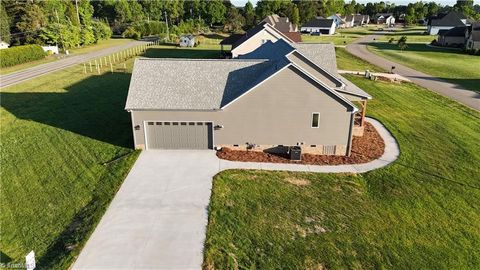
[217,122,385,165]
[285,177,311,186]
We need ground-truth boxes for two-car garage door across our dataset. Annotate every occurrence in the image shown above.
[145,121,213,150]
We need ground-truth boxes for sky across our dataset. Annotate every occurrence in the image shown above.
[231,0,480,7]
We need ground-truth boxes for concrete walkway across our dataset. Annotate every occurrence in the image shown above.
[72,118,399,269]
[0,40,146,88]
[219,118,399,173]
[338,69,411,82]
[346,34,480,110]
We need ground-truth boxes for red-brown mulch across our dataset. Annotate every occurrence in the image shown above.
[216,122,385,165]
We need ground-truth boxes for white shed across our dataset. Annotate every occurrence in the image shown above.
[179,35,195,47]
[0,41,9,49]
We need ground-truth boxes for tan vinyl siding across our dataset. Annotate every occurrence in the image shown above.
[130,66,353,150]
[231,28,285,57]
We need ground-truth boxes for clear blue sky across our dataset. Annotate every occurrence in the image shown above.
[231,0,479,7]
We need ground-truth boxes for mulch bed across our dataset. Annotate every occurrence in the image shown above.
[216,122,385,165]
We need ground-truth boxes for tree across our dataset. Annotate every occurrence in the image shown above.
[243,1,256,28]
[297,0,318,24]
[205,0,226,24]
[344,0,356,15]
[397,36,408,51]
[455,0,474,18]
[16,3,46,44]
[224,7,245,32]
[114,0,132,23]
[291,5,300,25]
[0,4,10,43]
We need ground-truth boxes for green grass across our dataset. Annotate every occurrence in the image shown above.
[0,45,221,269]
[0,60,140,269]
[368,42,480,92]
[0,39,133,75]
[376,26,436,43]
[335,47,384,72]
[302,26,382,45]
[204,77,480,269]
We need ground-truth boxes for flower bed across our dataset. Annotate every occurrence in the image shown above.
[216,122,385,165]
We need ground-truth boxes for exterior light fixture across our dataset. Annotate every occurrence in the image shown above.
[134,125,140,130]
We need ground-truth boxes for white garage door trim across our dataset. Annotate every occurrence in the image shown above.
[143,121,214,150]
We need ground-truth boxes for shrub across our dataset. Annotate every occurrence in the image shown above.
[92,20,112,41]
[122,26,141,39]
[388,37,395,43]
[0,44,46,68]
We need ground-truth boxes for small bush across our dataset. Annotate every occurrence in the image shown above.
[122,27,141,40]
[0,44,46,68]
[388,38,395,43]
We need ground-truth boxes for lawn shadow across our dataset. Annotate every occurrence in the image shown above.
[144,47,221,59]
[0,72,133,148]
[0,251,13,263]
[408,76,480,94]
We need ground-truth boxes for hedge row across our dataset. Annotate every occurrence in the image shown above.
[0,44,46,68]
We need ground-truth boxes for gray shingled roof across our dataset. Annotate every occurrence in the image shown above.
[125,58,277,110]
[293,43,338,75]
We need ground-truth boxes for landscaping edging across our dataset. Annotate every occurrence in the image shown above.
[218,117,399,173]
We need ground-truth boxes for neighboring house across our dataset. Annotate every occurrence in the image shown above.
[125,39,372,156]
[344,15,355,28]
[374,13,395,26]
[301,18,336,35]
[328,14,346,28]
[427,11,468,35]
[437,26,467,47]
[0,41,9,49]
[179,35,195,47]
[353,14,370,26]
[466,22,480,50]
[41,45,59,54]
[261,14,302,42]
[229,22,295,58]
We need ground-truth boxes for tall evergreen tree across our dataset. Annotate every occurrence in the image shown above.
[0,4,10,43]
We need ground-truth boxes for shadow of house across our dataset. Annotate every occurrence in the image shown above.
[1,72,133,148]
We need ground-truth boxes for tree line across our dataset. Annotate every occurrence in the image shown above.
[1,0,479,48]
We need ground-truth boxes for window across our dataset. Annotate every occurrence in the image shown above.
[311,113,320,128]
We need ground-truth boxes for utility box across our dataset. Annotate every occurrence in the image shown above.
[289,146,302,161]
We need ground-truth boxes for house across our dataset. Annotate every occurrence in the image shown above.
[328,14,346,28]
[353,14,370,26]
[301,18,336,35]
[179,35,195,47]
[427,11,468,35]
[466,22,480,50]
[374,13,395,26]
[437,26,467,47]
[0,41,9,49]
[344,15,355,28]
[261,14,302,42]
[125,38,372,156]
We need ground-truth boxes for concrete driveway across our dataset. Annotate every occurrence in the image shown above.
[72,150,219,270]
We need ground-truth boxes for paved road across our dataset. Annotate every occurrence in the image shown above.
[73,150,219,270]
[346,34,480,110]
[0,40,146,88]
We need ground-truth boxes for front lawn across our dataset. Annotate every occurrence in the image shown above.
[0,44,222,269]
[368,42,480,93]
[302,26,381,45]
[336,47,384,72]
[204,76,480,269]
[0,61,140,269]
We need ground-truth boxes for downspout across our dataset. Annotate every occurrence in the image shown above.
[346,113,354,156]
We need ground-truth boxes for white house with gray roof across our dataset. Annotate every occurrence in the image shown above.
[126,39,371,156]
